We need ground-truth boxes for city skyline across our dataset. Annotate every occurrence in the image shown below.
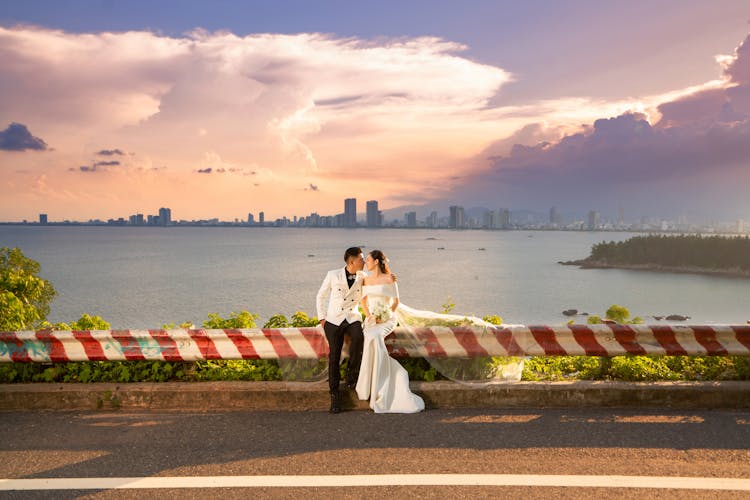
[2,2,750,221]
[11,196,748,235]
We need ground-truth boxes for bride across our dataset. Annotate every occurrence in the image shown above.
[356,250,425,413]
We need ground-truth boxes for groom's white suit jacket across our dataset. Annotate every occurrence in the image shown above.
[316,268,365,326]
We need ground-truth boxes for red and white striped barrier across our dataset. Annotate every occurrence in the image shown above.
[1,325,749,363]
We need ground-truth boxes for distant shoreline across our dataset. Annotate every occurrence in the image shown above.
[0,223,746,236]
[559,259,750,279]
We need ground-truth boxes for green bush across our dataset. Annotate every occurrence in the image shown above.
[401,358,440,382]
[0,247,56,330]
[520,355,750,382]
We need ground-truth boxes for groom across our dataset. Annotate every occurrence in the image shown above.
[316,247,366,413]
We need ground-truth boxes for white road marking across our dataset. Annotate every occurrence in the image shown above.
[1,474,749,491]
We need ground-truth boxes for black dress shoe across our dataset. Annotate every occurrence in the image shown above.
[329,392,341,414]
[345,381,357,390]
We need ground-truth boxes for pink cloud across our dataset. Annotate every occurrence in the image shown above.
[446,34,750,219]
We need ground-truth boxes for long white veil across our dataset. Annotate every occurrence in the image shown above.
[395,303,524,383]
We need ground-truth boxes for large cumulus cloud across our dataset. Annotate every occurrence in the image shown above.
[0,25,515,219]
[452,34,750,219]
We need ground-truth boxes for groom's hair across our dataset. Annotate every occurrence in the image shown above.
[344,247,362,262]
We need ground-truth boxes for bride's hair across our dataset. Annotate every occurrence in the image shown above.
[369,249,390,275]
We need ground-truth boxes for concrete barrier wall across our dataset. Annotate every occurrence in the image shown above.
[2,324,750,363]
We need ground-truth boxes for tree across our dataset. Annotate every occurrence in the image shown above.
[586,304,643,325]
[54,314,111,330]
[202,311,259,328]
[0,247,56,330]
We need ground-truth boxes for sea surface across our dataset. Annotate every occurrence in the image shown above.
[1,226,749,328]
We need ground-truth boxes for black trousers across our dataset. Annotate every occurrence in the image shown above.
[323,319,363,393]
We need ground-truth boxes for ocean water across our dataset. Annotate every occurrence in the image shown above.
[1,226,749,328]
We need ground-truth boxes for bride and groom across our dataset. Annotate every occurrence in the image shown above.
[316,246,424,414]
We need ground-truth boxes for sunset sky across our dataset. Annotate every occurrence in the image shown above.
[1,0,750,222]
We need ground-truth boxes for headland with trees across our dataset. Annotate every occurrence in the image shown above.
[561,234,750,278]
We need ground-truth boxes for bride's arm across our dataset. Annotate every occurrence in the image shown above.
[361,295,371,320]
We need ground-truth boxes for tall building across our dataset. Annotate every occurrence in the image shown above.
[482,210,493,229]
[449,205,465,229]
[587,210,599,230]
[247,213,255,225]
[488,210,501,229]
[366,200,380,227]
[259,211,265,226]
[618,206,625,226]
[344,198,357,227]
[426,211,438,228]
[500,208,510,228]
[405,211,417,228]
[549,206,558,225]
[39,213,47,225]
[158,207,172,226]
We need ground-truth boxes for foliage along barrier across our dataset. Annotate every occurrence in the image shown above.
[2,246,750,383]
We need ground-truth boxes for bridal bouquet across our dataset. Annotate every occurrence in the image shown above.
[371,302,393,324]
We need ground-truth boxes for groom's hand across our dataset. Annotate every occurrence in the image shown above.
[319,319,326,328]
[391,273,398,282]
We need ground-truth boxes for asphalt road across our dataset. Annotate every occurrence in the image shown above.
[1,407,749,498]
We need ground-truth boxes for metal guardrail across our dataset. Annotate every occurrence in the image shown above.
[2,325,749,362]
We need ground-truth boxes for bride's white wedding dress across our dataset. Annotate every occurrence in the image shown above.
[355,283,425,414]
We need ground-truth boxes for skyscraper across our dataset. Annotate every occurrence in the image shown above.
[259,211,265,226]
[344,198,357,227]
[500,208,510,228]
[247,213,255,225]
[482,210,493,229]
[427,211,438,228]
[405,211,417,228]
[158,207,171,226]
[39,213,47,225]
[449,205,465,229]
[587,210,599,230]
[366,200,380,227]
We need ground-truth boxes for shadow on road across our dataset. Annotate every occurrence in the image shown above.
[1,407,749,482]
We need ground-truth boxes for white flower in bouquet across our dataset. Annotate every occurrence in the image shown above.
[372,302,392,323]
